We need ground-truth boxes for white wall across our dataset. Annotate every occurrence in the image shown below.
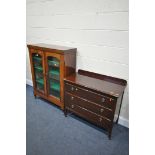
[26,0,129,127]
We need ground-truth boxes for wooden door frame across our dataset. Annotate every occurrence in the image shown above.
[29,48,47,96]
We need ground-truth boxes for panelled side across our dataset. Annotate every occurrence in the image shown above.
[64,49,77,77]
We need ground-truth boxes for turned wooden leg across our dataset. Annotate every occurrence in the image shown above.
[108,133,111,140]
[64,109,68,117]
[33,91,36,98]
[108,128,112,140]
[116,91,124,124]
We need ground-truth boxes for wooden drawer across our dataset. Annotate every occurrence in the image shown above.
[65,92,113,120]
[65,83,116,109]
[66,102,112,129]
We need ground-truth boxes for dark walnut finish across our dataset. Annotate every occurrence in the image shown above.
[64,69,127,139]
[27,43,76,109]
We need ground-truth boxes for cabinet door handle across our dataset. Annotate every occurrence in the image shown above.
[71,96,74,100]
[101,98,105,103]
[100,108,104,113]
[71,105,74,108]
[71,87,74,91]
[75,88,78,91]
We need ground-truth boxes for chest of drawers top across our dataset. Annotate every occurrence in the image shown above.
[64,70,127,98]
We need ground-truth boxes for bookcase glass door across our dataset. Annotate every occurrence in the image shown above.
[47,56,60,99]
[32,53,45,93]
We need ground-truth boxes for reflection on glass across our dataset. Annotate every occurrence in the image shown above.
[48,57,60,99]
[32,53,44,92]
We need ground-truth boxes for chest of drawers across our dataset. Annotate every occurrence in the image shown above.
[64,69,127,139]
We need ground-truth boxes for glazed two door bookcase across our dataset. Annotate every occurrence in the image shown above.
[27,44,76,109]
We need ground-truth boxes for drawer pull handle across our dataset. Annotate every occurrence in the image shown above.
[101,98,105,103]
[100,108,104,112]
[71,87,74,91]
[71,96,74,100]
[71,105,74,108]
[99,117,102,122]
[75,88,78,91]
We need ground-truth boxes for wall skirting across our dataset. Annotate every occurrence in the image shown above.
[26,79,33,86]
[114,115,129,128]
[26,78,129,128]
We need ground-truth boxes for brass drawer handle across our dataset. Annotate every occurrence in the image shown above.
[99,117,102,122]
[101,98,105,103]
[71,86,78,91]
[100,108,104,113]
[71,96,74,100]
[71,105,74,108]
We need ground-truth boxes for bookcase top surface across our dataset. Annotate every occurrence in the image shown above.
[27,43,77,51]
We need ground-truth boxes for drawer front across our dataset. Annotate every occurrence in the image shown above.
[65,93,113,120]
[66,101,112,129]
[65,83,116,109]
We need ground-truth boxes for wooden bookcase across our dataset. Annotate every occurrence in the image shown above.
[27,43,77,109]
